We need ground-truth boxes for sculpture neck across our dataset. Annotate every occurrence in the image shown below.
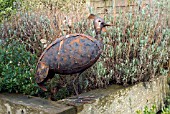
[95,32,101,40]
[95,32,104,50]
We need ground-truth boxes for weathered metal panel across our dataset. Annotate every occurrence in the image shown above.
[35,34,103,84]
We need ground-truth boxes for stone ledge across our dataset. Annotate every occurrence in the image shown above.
[0,75,169,114]
[62,75,169,114]
[0,93,76,114]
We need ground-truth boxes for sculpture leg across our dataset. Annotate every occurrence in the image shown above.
[72,73,80,97]
[71,73,95,103]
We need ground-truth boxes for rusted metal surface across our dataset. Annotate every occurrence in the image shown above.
[35,34,103,84]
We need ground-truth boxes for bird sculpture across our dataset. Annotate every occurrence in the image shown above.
[35,14,112,97]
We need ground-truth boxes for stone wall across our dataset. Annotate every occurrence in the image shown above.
[0,75,169,114]
[88,0,152,14]
[75,76,168,114]
[0,93,76,114]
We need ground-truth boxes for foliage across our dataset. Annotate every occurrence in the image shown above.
[161,107,170,114]
[136,104,170,114]
[0,39,38,95]
[136,77,170,114]
[0,3,88,99]
[161,106,170,114]
[0,12,57,56]
[161,87,170,114]
[81,0,170,86]
[0,0,169,100]
[136,105,157,114]
[0,0,20,22]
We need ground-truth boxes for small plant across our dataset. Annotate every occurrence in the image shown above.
[136,104,170,114]
[161,106,170,114]
[0,0,21,22]
[0,39,38,95]
[162,94,170,114]
[136,105,157,114]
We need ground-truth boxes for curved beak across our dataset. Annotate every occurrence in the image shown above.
[101,23,113,32]
[104,23,113,27]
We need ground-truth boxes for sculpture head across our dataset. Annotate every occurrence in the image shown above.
[88,14,112,34]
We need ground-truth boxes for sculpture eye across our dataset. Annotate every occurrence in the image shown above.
[98,20,101,22]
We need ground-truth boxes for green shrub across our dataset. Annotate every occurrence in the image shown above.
[162,107,170,114]
[0,39,38,95]
[136,104,170,114]
[0,0,21,22]
[136,105,157,114]
[90,0,169,85]
[162,95,170,114]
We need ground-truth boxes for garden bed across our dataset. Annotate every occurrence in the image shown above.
[0,1,169,113]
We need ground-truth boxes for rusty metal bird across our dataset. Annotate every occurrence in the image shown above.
[35,14,112,97]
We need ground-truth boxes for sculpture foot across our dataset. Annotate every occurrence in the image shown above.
[69,96,95,103]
